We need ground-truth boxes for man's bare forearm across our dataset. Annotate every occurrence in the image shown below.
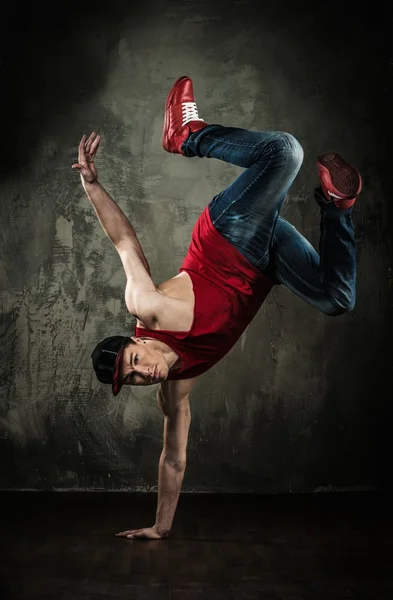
[83,180,136,247]
[154,452,186,536]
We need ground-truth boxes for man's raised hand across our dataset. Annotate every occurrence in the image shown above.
[72,132,101,184]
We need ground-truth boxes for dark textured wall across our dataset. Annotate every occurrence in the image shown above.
[0,0,392,492]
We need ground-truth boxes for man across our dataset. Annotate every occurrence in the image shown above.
[72,76,362,539]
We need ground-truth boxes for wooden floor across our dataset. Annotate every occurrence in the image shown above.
[0,491,392,599]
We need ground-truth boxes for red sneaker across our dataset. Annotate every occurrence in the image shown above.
[317,153,362,209]
[162,76,208,155]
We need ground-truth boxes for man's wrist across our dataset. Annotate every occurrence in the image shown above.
[154,523,170,538]
[83,179,99,192]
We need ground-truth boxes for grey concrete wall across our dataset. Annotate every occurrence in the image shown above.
[0,0,391,492]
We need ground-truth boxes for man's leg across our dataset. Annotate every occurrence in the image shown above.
[264,197,356,315]
[163,76,303,269]
[184,123,360,316]
[262,149,362,316]
[162,76,360,315]
[182,125,304,269]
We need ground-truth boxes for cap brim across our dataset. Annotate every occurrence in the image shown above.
[111,341,128,396]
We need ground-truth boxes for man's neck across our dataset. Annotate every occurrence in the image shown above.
[145,338,180,370]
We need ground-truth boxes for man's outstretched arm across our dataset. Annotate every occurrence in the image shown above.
[73,133,141,248]
[84,180,152,273]
[73,132,159,320]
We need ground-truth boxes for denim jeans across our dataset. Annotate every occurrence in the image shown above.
[182,125,356,316]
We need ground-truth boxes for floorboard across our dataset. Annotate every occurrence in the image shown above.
[0,492,392,599]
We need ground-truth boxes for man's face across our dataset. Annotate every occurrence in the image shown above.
[119,337,169,386]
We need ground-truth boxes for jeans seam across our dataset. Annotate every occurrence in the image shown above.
[203,134,264,149]
[276,250,323,294]
[202,133,296,155]
[211,143,274,225]
[255,252,269,268]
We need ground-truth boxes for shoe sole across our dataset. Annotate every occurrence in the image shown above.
[162,75,190,149]
[317,153,362,198]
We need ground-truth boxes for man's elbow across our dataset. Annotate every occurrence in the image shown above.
[163,451,187,472]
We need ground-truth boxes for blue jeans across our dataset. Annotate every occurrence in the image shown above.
[182,125,356,316]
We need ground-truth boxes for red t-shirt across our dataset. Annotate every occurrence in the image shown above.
[135,206,275,379]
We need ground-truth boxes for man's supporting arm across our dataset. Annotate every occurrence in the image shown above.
[155,394,191,536]
[154,378,198,536]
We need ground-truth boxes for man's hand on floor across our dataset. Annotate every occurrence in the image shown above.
[115,525,167,540]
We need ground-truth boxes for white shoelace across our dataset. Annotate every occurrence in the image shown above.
[181,102,203,126]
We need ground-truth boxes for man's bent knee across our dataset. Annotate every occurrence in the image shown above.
[323,293,356,317]
[269,132,304,170]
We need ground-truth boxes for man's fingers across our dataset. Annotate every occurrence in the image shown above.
[128,529,144,535]
[126,531,145,539]
[115,529,142,537]
[77,132,99,164]
[90,135,101,156]
[72,163,90,170]
[78,135,87,162]
[85,131,96,153]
